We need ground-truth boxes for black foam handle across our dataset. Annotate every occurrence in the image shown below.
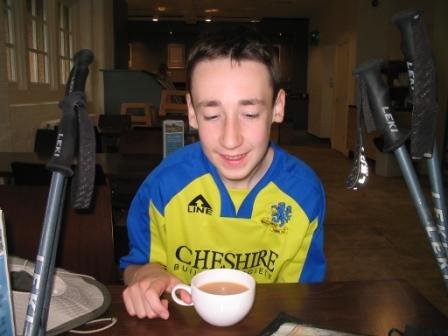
[48,49,94,175]
[47,97,78,175]
[391,9,422,62]
[65,49,94,95]
[353,59,408,152]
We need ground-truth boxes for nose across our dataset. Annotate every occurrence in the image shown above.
[220,115,243,149]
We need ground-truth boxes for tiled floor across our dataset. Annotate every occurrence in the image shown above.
[279,123,448,317]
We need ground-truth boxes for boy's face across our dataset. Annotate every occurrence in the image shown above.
[187,58,285,189]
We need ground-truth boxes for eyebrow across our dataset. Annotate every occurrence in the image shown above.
[195,98,267,109]
[239,98,266,106]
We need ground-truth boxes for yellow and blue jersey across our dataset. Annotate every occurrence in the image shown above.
[120,142,326,284]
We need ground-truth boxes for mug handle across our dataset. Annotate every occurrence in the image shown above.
[171,284,194,306]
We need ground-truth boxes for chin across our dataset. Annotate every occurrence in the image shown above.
[218,168,252,185]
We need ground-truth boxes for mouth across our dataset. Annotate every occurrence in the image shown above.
[220,153,247,165]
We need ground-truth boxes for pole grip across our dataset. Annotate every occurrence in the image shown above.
[391,9,437,159]
[47,50,94,175]
[353,59,409,152]
[66,49,94,95]
[391,9,422,63]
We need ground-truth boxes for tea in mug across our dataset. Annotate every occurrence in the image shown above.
[199,281,248,295]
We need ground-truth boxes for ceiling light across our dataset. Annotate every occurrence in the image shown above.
[205,18,212,22]
[152,16,159,22]
[157,6,167,12]
[204,8,220,14]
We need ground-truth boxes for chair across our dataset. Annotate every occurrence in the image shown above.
[118,127,163,155]
[158,90,199,143]
[98,114,132,152]
[98,114,132,133]
[120,102,157,127]
[93,126,103,153]
[11,162,52,185]
[0,185,118,284]
[34,129,58,156]
[159,90,188,117]
[11,162,107,186]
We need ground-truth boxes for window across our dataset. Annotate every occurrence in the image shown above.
[3,0,17,81]
[167,44,185,69]
[58,2,72,85]
[26,0,49,84]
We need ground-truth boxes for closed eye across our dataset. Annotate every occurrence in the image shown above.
[203,114,220,121]
[243,112,260,119]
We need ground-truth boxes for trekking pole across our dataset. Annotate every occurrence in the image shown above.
[23,49,95,336]
[392,9,448,257]
[352,59,448,288]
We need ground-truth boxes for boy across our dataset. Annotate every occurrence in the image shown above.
[120,27,326,320]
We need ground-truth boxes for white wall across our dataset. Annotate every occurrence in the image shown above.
[307,0,357,148]
[0,0,114,152]
[308,0,447,155]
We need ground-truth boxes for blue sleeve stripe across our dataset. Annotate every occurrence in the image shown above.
[119,190,151,269]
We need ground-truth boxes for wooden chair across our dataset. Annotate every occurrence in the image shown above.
[0,185,118,284]
[158,89,199,143]
[98,114,132,134]
[11,162,107,186]
[120,102,157,127]
[11,162,52,185]
[118,127,163,155]
[159,90,188,117]
[98,114,132,152]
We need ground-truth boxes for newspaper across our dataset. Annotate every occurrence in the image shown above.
[259,312,366,336]
[270,322,363,336]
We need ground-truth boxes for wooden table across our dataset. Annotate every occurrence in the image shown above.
[73,280,448,335]
[0,152,162,180]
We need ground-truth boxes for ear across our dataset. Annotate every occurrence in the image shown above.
[272,89,285,123]
[187,93,198,129]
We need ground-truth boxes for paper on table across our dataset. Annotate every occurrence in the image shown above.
[271,322,364,336]
[258,312,368,336]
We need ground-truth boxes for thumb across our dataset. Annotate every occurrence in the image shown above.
[166,276,184,293]
[180,289,193,305]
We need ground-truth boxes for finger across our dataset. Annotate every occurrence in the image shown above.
[179,289,193,305]
[144,281,170,319]
[160,299,170,320]
[141,295,158,319]
[122,289,136,316]
[130,285,153,319]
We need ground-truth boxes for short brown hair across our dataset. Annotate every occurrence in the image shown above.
[186,26,281,99]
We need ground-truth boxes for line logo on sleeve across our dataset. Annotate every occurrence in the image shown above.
[188,194,213,215]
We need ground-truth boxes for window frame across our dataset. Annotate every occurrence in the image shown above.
[3,0,17,82]
[58,0,73,85]
[26,0,50,85]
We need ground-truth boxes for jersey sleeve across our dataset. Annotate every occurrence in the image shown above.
[118,187,151,270]
[273,148,327,283]
[297,180,326,282]
[118,178,168,270]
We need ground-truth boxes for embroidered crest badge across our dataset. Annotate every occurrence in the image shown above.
[261,202,292,233]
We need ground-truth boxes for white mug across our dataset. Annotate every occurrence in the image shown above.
[171,268,256,327]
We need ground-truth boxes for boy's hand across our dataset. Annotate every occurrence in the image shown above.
[122,263,192,319]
